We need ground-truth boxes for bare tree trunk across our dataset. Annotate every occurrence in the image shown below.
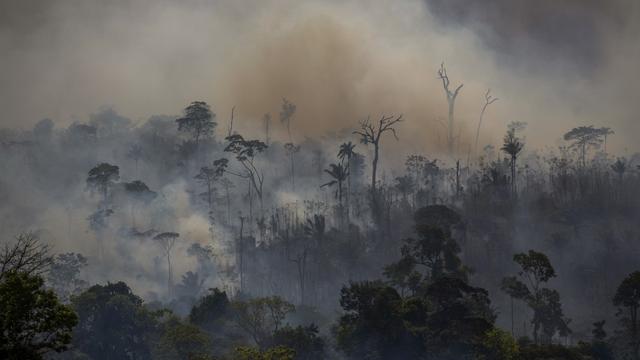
[238,216,245,293]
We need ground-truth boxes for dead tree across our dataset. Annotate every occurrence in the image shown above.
[474,89,498,158]
[437,63,464,156]
[353,114,402,223]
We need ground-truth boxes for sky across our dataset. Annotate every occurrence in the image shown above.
[1,0,639,155]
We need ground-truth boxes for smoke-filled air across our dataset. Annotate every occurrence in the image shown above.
[1,0,639,359]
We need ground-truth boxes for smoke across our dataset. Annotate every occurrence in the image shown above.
[1,0,638,153]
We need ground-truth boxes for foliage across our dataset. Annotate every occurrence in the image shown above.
[502,250,569,344]
[232,296,296,348]
[232,345,295,360]
[478,328,520,360]
[176,101,216,145]
[155,317,211,360]
[189,288,231,331]
[270,324,325,360]
[0,271,77,359]
[47,252,88,301]
[71,282,164,360]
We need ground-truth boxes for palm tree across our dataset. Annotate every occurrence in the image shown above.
[501,128,524,195]
[338,142,356,211]
[611,157,627,184]
[321,163,349,208]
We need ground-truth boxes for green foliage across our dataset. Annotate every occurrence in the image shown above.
[270,324,325,360]
[232,345,295,360]
[479,328,520,360]
[155,317,211,360]
[0,271,77,359]
[71,281,164,360]
[518,343,587,360]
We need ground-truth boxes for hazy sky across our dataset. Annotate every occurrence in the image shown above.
[1,0,638,154]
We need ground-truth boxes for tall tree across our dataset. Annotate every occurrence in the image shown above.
[338,142,356,211]
[123,180,157,228]
[321,163,349,209]
[437,63,464,155]
[224,134,268,217]
[502,250,569,344]
[154,232,180,296]
[474,89,498,158]
[86,163,120,205]
[500,128,524,195]
[126,143,144,177]
[279,98,296,143]
[176,101,216,147]
[563,126,608,167]
[194,158,229,228]
[353,114,403,202]
[284,142,301,192]
[614,271,640,360]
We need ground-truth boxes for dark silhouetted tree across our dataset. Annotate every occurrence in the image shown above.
[437,62,464,155]
[176,101,216,147]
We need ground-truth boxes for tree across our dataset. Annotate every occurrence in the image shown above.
[501,127,524,195]
[479,328,519,360]
[353,114,403,213]
[126,143,144,176]
[321,163,349,208]
[338,141,357,211]
[176,101,216,147]
[155,317,211,360]
[154,232,180,296]
[474,89,498,158]
[437,63,464,155]
[614,271,640,360]
[563,126,608,167]
[611,157,627,184]
[232,296,295,348]
[334,280,413,359]
[71,282,163,360]
[270,324,325,360]
[384,205,465,294]
[195,158,229,225]
[86,162,120,205]
[284,142,301,191]
[0,232,52,281]
[224,134,268,217]
[189,288,230,332]
[502,250,569,344]
[232,345,295,360]
[280,98,296,142]
[123,180,157,227]
[47,252,88,302]
[0,271,77,359]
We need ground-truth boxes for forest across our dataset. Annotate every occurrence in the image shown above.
[2,0,640,359]
[1,91,639,359]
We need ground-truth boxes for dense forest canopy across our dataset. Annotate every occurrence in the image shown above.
[1,0,639,359]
